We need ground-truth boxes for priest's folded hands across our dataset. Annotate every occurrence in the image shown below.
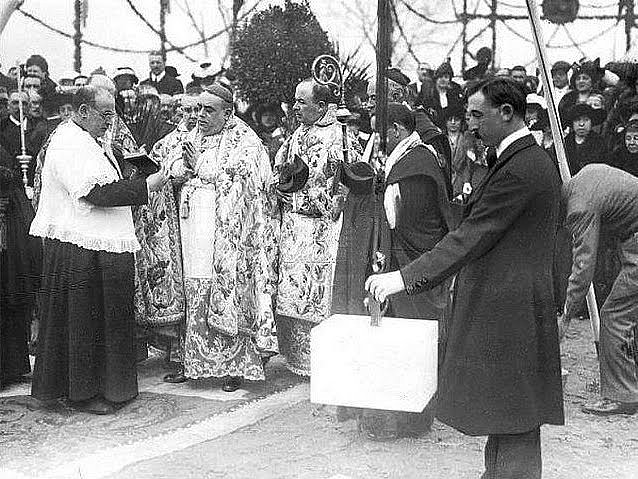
[364,270,405,303]
[146,164,170,192]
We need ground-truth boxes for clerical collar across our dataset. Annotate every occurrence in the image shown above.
[152,72,165,83]
[496,126,530,158]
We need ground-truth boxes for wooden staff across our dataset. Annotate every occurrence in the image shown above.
[525,0,601,352]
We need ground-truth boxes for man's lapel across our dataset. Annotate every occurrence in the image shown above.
[465,134,536,212]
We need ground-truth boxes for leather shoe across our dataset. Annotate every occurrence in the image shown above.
[163,370,188,383]
[72,397,116,415]
[222,376,243,392]
[582,398,638,416]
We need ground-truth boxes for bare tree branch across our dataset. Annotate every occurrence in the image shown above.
[175,0,209,57]
[217,0,232,65]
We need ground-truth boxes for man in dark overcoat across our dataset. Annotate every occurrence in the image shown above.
[366,77,564,479]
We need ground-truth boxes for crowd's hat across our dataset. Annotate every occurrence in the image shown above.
[192,59,219,80]
[165,66,179,78]
[386,68,410,87]
[570,58,604,87]
[565,102,606,126]
[551,61,571,74]
[624,119,638,134]
[58,71,78,84]
[434,61,454,79]
[137,84,160,99]
[526,93,547,110]
[526,93,549,131]
[441,104,465,121]
[277,154,309,193]
[113,67,139,84]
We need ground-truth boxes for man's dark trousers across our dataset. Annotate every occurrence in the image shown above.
[482,427,541,479]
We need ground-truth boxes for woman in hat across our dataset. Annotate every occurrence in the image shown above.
[422,61,464,129]
[608,120,638,177]
[564,102,608,175]
[558,59,604,124]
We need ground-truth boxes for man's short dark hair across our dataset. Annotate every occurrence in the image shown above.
[26,54,49,74]
[302,78,335,105]
[387,102,415,133]
[466,77,527,118]
[511,65,526,73]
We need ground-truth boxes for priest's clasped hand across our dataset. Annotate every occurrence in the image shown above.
[146,164,170,192]
[364,270,406,303]
[182,140,197,170]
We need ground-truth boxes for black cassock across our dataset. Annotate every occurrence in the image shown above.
[32,178,148,404]
[0,147,41,387]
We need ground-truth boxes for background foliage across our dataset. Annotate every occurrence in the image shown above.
[230,0,336,106]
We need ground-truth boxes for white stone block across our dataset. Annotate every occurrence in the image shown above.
[311,314,438,413]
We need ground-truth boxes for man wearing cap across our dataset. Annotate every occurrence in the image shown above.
[140,51,183,96]
[332,70,452,318]
[560,164,638,416]
[169,84,278,392]
[73,75,88,87]
[355,103,456,438]
[274,78,361,377]
[551,61,571,104]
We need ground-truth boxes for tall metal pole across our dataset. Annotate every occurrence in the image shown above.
[375,0,390,155]
[490,0,497,72]
[525,0,601,353]
[73,0,82,73]
[461,0,468,74]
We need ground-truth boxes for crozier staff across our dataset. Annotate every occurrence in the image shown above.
[366,78,564,479]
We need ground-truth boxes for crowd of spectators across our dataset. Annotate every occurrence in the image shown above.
[2,46,637,310]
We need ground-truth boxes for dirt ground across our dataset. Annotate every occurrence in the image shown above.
[110,319,638,479]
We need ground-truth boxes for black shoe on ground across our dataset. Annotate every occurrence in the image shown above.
[163,370,188,383]
[582,398,638,416]
[72,397,117,415]
[222,376,243,392]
